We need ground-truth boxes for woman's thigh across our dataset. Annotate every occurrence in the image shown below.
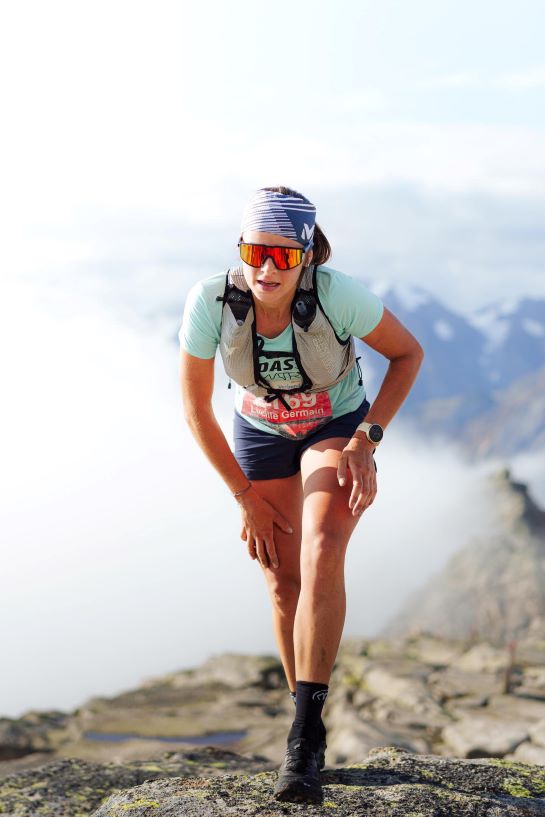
[250,472,304,583]
[299,437,363,555]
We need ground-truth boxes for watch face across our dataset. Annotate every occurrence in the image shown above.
[369,424,383,443]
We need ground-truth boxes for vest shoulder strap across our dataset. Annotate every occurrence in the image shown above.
[215,267,253,325]
[292,263,318,330]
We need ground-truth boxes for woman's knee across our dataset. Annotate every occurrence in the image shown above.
[300,528,349,577]
[266,573,301,616]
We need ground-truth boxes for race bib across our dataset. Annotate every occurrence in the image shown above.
[240,390,333,439]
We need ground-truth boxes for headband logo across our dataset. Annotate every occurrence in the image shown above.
[301,223,315,242]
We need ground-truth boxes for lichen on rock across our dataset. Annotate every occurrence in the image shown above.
[86,745,545,816]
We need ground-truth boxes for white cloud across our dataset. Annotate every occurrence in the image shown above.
[2,1,545,237]
[434,319,455,341]
[1,268,531,719]
[502,66,545,89]
[419,71,483,89]
[327,89,386,114]
[419,66,545,92]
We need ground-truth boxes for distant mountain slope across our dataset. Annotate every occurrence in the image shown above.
[463,365,545,459]
[380,469,545,645]
[470,297,545,389]
[362,282,545,451]
[368,282,487,404]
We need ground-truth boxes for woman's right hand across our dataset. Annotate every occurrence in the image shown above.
[237,487,293,569]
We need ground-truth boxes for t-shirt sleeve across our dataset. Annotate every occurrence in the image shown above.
[178,281,220,359]
[322,270,384,339]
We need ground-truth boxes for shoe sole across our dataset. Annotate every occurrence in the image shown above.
[273,776,323,804]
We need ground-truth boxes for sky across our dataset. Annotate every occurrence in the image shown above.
[1,0,545,718]
[2,0,545,306]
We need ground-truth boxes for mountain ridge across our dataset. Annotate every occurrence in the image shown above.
[362,280,545,455]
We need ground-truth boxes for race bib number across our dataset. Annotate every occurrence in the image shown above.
[240,390,333,439]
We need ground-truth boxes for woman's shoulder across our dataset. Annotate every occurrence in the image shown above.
[188,269,228,303]
[314,264,384,338]
[315,264,374,298]
[315,263,363,283]
[179,270,230,356]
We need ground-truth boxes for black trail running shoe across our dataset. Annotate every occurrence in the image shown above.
[316,718,327,770]
[273,737,322,803]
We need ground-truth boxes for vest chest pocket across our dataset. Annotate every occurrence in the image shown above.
[257,349,303,388]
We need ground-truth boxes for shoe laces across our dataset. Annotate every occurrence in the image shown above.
[284,738,318,773]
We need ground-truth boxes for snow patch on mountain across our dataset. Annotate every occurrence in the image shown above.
[369,280,432,311]
[468,297,525,349]
[523,318,545,338]
[496,297,521,317]
[433,319,455,341]
[468,311,510,350]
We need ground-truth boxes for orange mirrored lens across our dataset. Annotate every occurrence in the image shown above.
[239,243,303,270]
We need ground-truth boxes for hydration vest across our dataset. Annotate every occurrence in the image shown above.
[215,263,362,411]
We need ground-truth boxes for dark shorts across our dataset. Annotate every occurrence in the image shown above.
[233,397,377,480]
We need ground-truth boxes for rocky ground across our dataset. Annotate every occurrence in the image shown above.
[5,634,545,772]
[3,745,545,815]
[4,633,545,813]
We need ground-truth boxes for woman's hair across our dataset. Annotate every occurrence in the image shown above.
[252,185,332,266]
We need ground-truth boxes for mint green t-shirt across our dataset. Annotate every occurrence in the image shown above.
[178,265,384,438]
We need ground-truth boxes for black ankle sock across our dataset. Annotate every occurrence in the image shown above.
[287,680,328,749]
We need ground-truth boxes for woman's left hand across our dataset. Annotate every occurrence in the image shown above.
[337,437,377,516]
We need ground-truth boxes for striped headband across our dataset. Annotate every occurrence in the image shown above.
[240,188,316,250]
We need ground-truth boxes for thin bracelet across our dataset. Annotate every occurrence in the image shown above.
[233,480,252,498]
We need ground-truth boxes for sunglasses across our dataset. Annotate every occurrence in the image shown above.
[238,241,305,270]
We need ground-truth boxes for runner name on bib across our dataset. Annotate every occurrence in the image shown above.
[240,390,333,439]
[239,348,333,438]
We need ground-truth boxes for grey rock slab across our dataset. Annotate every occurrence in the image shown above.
[452,643,511,674]
[442,714,529,758]
[427,665,504,703]
[528,718,545,749]
[444,694,494,719]
[0,747,274,817]
[167,654,285,690]
[516,643,545,667]
[519,666,545,690]
[508,741,545,765]
[0,710,70,760]
[91,745,545,816]
[487,694,545,722]
[327,704,431,765]
[363,666,444,715]
[351,687,378,709]
[403,634,468,666]
[514,687,545,702]
[365,698,452,732]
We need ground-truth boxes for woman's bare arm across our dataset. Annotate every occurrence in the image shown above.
[356,306,425,431]
[179,349,250,495]
[179,348,294,568]
[337,306,424,514]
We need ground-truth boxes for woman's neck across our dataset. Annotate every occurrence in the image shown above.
[255,302,291,322]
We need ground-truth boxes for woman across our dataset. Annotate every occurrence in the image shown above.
[178,186,424,804]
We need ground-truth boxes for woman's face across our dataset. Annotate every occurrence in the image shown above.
[240,230,313,309]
